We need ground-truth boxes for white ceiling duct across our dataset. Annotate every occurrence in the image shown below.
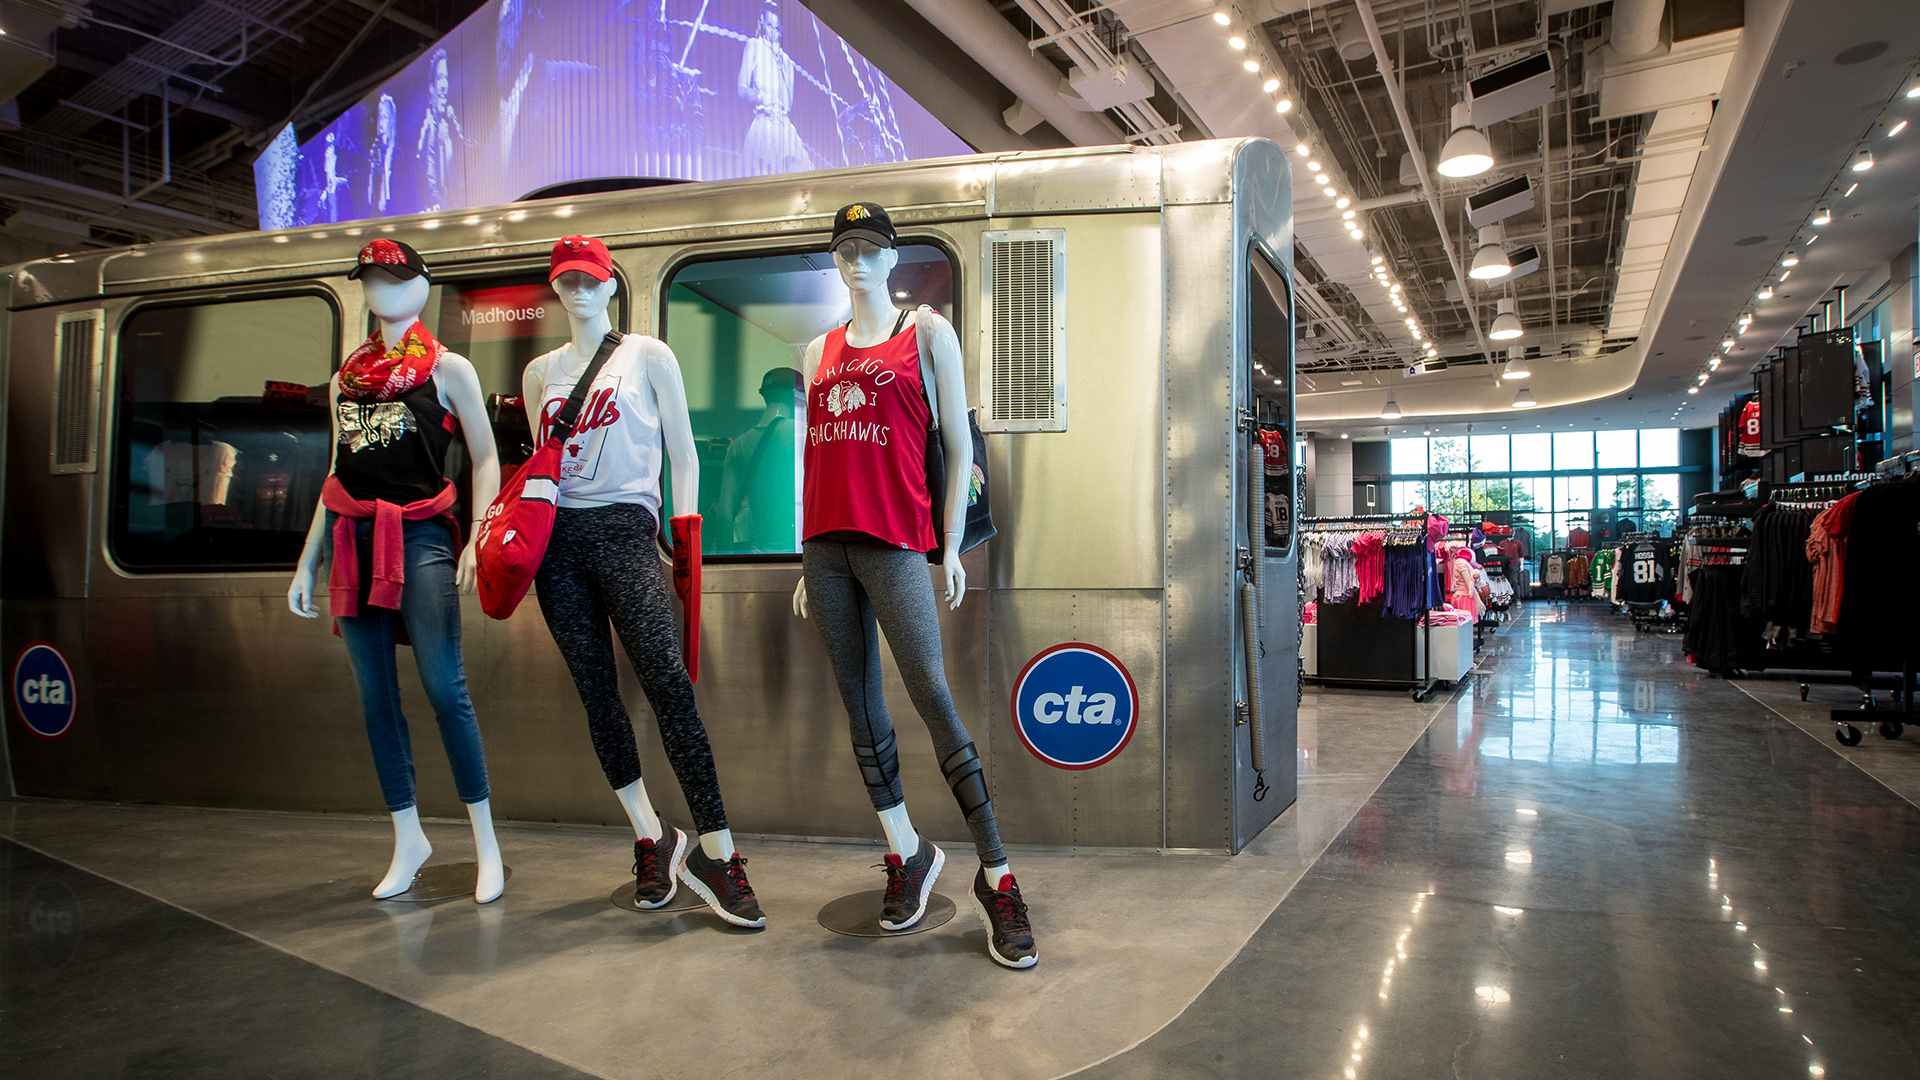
[1611,0,1667,59]
[900,0,1123,146]
[1332,16,1372,62]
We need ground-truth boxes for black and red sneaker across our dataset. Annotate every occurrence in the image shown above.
[971,868,1038,969]
[878,836,945,931]
[632,828,686,909]
[681,847,766,928]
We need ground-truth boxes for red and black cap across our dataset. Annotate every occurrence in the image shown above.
[830,202,895,253]
[550,235,614,282]
[347,238,430,282]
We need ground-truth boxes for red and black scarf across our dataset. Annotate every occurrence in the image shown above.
[339,320,444,401]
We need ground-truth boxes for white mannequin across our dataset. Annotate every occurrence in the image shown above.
[288,266,507,904]
[792,238,1010,885]
[525,269,740,865]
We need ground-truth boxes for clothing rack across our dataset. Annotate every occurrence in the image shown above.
[1301,512,1440,700]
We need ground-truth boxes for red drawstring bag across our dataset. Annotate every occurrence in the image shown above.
[669,514,702,683]
[476,331,623,619]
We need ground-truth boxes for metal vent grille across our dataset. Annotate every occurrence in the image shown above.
[52,312,103,474]
[982,230,1066,432]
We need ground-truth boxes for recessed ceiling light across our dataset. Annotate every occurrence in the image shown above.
[1890,119,1909,137]
[1844,182,1859,197]
[1687,386,1699,394]
[1852,144,1874,171]
[1213,10,1231,25]
[1324,186,1337,196]
[1229,35,1246,49]
[1781,248,1799,266]
[1336,196,1351,208]
[1263,78,1281,92]
[1243,59,1260,72]
[1295,143,1311,156]
[1722,339,1735,349]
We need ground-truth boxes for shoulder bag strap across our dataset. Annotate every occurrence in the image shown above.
[548,331,624,442]
[908,306,939,432]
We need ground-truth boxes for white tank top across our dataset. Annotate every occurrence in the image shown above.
[525,335,664,517]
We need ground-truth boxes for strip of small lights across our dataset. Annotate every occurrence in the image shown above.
[1710,856,1824,1076]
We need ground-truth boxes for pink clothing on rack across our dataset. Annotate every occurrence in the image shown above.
[1806,492,1858,635]
[1354,531,1386,603]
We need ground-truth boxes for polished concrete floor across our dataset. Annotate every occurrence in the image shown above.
[5,603,1919,1078]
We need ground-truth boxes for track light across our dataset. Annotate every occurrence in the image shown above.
[1721,338,1735,350]
[1469,225,1511,280]
[1697,373,1710,384]
[1756,285,1773,301]
[1437,102,1493,178]
[1370,254,1384,265]
[1512,386,1537,409]
[1315,173,1330,184]
[1891,119,1909,137]
[1229,35,1246,49]
[1687,386,1699,394]
[1852,144,1874,171]
[1213,10,1231,25]
[1295,143,1310,156]
[1781,248,1799,266]
[1381,394,1402,420]
[1811,201,1832,225]
[1335,196,1350,208]
[1709,356,1721,370]
[1489,297,1524,340]
[1263,78,1280,92]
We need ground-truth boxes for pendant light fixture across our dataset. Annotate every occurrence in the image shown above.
[1437,102,1493,178]
[1380,394,1402,420]
[1511,386,1537,409]
[1502,349,1531,380]
[1489,297,1524,340]
[1469,225,1511,280]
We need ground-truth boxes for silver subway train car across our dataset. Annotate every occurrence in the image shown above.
[1,138,1298,853]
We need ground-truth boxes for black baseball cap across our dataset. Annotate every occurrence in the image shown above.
[758,366,802,401]
[830,202,895,253]
[347,237,431,281]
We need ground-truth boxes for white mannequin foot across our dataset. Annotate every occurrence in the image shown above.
[879,804,920,859]
[374,807,432,899]
[468,799,505,904]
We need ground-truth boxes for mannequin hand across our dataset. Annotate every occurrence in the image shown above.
[288,564,320,619]
[457,541,478,594]
[792,578,809,619]
[942,549,967,611]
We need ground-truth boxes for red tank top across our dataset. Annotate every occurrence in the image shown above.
[803,319,937,552]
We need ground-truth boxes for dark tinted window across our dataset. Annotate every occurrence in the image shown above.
[111,295,337,571]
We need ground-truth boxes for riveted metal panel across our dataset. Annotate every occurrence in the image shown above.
[989,146,1162,215]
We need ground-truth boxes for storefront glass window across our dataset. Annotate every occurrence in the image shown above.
[1595,429,1637,469]
[1511,432,1552,470]
[1391,437,1428,475]
[1469,434,1509,473]
[111,294,337,571]
[1552,431,1594,471]
[1429,436,1468,474]
[1639,428,1679,468]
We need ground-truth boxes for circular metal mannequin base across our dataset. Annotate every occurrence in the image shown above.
[817,889,956,937]
[610,881,708,913]
[378,863,512,903]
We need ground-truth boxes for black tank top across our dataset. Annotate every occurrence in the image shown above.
[332,378,456,504]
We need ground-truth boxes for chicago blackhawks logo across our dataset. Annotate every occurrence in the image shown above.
[825,381,869,417]
[845,205,870,221]
[337,401,414,452]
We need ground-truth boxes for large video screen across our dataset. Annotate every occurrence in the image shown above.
[255,0,973,228]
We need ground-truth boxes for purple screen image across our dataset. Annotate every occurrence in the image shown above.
[255,0,973,229]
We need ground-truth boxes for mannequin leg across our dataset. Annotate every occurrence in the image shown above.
[853,544,1011,872]
[878,804,920,860]
[614,778,665,842]
[596,505,731,840]
[802,540,910,834]
[375,806,433,899]
[467,799,504,904]
[535,511,649,799]
[398,519,499,902]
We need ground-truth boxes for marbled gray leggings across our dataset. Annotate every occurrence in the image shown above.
[802,538,1005,867]
[536,503,728,836]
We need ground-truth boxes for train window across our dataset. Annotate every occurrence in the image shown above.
[110,294,338,572]
[663,244,956,557]
[411,270,613,469]
[1249,246,1293,556]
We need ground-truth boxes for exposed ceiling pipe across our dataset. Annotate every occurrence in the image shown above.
[902,0,1126,146]
[1610,0,1666,58]
[1350,1,1499,384]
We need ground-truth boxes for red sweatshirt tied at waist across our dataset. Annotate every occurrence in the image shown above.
[321,476,460,617]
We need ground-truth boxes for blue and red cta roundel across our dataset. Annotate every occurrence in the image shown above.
[1011,643,1138,770]
[13,642,76,739]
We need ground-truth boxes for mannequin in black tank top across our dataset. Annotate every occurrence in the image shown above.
[288,244,506,904]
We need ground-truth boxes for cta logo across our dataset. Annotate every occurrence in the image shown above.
[1011,643,1138,770]
[14,642,76,739]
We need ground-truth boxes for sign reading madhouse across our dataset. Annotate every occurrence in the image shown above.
[1011,644,1139,770]
[254,0,972,229]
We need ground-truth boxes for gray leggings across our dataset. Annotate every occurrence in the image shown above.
[802,539,1005,867]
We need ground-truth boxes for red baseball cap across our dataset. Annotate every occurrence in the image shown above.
[550,235,613,282]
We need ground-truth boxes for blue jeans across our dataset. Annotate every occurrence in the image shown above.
[330,515,491,812]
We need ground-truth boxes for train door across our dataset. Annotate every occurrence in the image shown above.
[1235,244,1300,847]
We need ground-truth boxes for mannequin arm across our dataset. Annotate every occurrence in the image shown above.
[791,335,826,619]
[922,310,971,610]
[288,376,344,618]
[437,354,500,592]
[645,338,699,517]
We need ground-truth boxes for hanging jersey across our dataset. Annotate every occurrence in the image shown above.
[334,377,455,505]
[1620,541,1664,603]
[1543,552,1565,586]
[802,320,937,552]
[1737,400,1764,457]
[525,335,664,516]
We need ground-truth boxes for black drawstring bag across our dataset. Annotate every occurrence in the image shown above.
[885,307,996,563]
